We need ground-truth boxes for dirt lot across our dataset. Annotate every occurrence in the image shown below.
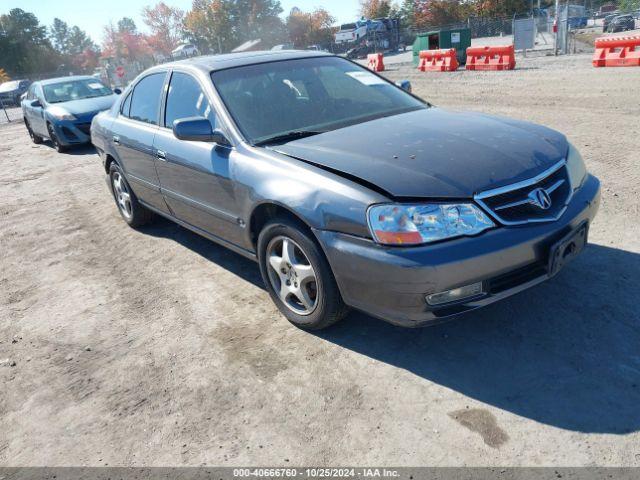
[1,53,640,467]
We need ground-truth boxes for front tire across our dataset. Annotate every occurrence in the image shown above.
[108,163,156,228]
[25,120,43,144]
[47,123,68,153]
[258,217,349,330]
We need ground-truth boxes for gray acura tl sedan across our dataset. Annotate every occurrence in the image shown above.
[91,51,600,330]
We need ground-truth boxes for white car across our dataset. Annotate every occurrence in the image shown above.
[172,44,199,58]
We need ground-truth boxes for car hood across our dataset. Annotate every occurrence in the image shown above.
[271,108,569,198]
[47,95,118,118]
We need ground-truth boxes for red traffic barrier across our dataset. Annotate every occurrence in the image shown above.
[593,35,640,67]
[367,53,385,72]
[466,45,516,71]
[417,48,459,72]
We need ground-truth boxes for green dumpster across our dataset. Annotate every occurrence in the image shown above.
[412,28,471,66]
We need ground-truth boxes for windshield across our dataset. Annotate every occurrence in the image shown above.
[340,23,357,31]
[0,81,20,92]
[42,79,112,103]
[211,56,426,145]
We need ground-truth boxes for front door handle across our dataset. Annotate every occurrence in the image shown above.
[112,135,120,145]
[156,150,166,161]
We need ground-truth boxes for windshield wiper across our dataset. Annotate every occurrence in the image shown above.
[254,130,325,146]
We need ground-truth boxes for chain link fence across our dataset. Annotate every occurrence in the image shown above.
[405,10,600,55]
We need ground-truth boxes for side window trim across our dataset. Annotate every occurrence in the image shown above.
[120,91,132,117]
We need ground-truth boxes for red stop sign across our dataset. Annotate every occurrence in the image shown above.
[116,66,125,78]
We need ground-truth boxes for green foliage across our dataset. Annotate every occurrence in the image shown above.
[117,17,138,34]
[620,0,640,12]
[0,8,61,76]
[48,18,99,73]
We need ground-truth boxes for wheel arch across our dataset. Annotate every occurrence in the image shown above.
[104,153,119,174]
[248,201,317,251]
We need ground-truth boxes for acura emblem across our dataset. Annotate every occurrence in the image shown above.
[528,187,552,210]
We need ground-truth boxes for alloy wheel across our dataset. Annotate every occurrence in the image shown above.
[112,171,133,220]
[266,235,319,315]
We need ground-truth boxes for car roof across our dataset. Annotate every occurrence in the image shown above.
[36,75,97,86]
[151,50,334,74]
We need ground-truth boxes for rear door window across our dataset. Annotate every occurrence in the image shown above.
[128,73,166,125]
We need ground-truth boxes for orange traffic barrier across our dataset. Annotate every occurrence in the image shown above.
[367,53,385,72]
[466,45,516,71]
[417,48,459,72]
[593,35,640,67]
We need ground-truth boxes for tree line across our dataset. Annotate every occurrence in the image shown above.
[1,0,634,78]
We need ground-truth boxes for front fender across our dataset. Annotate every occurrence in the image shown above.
[233,145,388,247]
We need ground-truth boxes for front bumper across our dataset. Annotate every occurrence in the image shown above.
[315,174,601,327]
[50,119,93,146]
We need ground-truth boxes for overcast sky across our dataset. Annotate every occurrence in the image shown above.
[4,0,361,44]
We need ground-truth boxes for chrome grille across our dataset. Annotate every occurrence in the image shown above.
[475,160,571,225]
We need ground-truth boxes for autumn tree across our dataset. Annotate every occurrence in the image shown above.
[233,0,287,47]
[184,0,287,53]
[360,0,393,19]
[184,0,236,53]
[286,7,335,48]
[408,0,471,30]
[471,0,528,17]
[142,2,185,55]
[102,18,152,64]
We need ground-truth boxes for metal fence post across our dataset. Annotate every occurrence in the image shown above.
[554,0,560,55]
[0,97,10,123]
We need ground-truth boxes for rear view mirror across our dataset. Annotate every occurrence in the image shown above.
[396,80,412,93]
[30,99,42,108]
[173,117,230,146]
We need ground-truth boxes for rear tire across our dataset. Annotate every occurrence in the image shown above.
[108,163,156,228]
[258,217,349,330]
[25,120,43,144]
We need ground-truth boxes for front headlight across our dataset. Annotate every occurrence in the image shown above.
[566,142,587,191]
[368,203,495,246]
[48,106,76,121]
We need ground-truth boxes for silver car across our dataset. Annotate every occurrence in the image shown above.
[91,51,600,330]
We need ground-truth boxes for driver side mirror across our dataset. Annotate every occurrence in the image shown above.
[30,99,42,108]
[173,117,230,146]
[114,88,122,95]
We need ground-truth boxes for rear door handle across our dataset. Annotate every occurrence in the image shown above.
[156,150,166,161]
[112,135,120,145]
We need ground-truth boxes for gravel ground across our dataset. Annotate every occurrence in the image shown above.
[1,53,639,467]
